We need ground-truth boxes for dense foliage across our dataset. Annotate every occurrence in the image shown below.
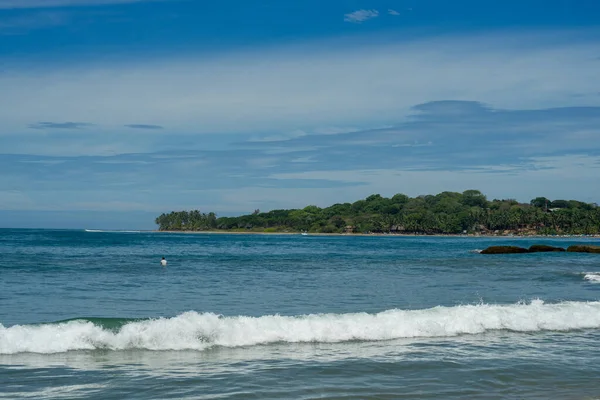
[155,190,600,235]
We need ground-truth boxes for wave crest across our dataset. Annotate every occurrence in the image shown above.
[2,300,600,354]
[584,273,600,283]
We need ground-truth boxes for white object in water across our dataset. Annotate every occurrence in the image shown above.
[161,258,167,266]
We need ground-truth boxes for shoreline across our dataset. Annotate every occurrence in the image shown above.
[151,230,600,239]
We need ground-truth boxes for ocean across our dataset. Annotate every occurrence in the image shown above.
[1,229,599,399]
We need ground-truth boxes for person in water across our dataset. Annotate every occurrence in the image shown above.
[161,257,167,266]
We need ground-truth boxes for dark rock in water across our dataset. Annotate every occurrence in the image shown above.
[481,244,599,255]
[528,244,566,253]
[480,246,529,254]
[566,245,600,254]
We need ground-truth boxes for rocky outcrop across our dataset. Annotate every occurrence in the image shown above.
[480,246,529,254]
[566,245,600,253]
[480,244,599,254]
[528,245,566,253]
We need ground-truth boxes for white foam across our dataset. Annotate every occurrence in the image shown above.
[584,273,600,283]
[84,230,140,233]
[2,300,600,354]
[0,384,106,399]
[469,249,483,254]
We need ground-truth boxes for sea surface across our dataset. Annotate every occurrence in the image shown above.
[1,229,600,399]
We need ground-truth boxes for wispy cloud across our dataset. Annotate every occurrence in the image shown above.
[29,121,93,129]
[388,9,400,16]
[2,31,598,139]
[248,130,307,143]
[344,9,379,23]
[0,0,161,9]
[125,124,164,130]
[3,101,600,204]
[0,10,70,33]
[239,101,600,176]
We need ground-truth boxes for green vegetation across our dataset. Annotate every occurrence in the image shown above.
[155,190,600,235]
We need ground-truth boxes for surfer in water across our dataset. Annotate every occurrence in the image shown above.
[161,257,167,267]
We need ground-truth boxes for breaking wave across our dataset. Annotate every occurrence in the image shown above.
[2,300,600,354]
[584,273,600,283]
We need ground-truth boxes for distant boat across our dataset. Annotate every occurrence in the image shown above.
[301,232,308,236]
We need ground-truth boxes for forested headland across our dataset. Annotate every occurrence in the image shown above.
[155,190,600,235]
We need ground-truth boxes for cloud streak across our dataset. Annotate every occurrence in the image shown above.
[125,124,164,130]
[1,31,598,140]
[239,101,600,173]
[344,9,379,23]
[28,121,93,129]
[0,0,162,8]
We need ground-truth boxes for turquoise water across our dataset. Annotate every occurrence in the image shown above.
[1,229,600,399]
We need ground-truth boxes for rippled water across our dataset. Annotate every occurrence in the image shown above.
[1,229,599,399]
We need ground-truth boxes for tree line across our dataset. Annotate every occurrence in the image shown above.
[155,190,600,235]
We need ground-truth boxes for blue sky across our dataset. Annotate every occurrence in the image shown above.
[1,0,599,229]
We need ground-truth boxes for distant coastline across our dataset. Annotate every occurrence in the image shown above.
[154,190,600,237]
[151,229,600,238]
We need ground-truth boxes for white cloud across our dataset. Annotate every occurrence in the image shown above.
[0,31,599,144]
[290,156,316,163]
[344,9,379,23]
[312,126,363,135]
[0,0,160,8]
[248,126,362,142]
[388,9,400,16]
[248,130,308,143]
